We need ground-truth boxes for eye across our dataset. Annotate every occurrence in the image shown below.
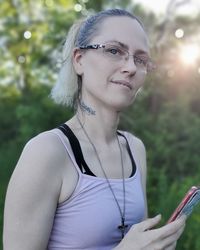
[105,45,125,56]
[109,48,118,54]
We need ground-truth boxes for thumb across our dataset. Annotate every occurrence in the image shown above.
[138,214,162,232]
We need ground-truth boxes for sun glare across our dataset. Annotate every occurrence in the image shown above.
[179,44,200,65]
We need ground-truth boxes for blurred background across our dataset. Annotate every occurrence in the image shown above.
[0,0,200,249]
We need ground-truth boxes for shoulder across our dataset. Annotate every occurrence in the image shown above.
[11,129,69,188]
[23,129,67,164]
[120,130,146,155]
[6,129,72,210]
[120,130,147,176]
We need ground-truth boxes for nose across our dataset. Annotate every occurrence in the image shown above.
[120,56,137,75]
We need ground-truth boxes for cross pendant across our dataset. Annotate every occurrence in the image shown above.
[118,218,128,239]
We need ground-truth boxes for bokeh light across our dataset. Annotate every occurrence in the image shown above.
[18,55,26,64]
[175,28,184,39]
[24,31,32,39]
[74,4,82,12]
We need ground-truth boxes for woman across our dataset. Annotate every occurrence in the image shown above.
[3,9,185,250]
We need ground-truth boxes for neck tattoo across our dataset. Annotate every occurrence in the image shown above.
[76,115,128,239]
[80,101,96,115]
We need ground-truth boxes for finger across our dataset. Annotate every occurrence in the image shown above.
[168,214,187,225]
[155,215,185,239]
[166,216,186,236]
[177,214,187,222]
[170,214,186,224]
[156,235,177,249]
[136,214,162,232]
[157,224,185,249]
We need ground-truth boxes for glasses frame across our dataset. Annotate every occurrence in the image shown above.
[79,44,155,72]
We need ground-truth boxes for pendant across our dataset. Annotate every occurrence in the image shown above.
[118,218,128,238]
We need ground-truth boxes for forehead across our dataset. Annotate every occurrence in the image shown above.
[91,16,149,53]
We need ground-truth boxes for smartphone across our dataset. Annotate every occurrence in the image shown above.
[167,186,200,223]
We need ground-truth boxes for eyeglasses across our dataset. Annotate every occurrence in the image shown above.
[79,43,155,72]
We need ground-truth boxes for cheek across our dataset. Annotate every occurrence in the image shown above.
[82,57,113,84]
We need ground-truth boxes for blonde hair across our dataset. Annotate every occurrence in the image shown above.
[51,9,144,107]
[50,19,84,107]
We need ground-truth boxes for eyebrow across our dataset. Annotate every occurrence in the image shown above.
[103,40,149,56]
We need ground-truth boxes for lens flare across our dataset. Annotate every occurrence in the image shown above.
[179,44,200,65]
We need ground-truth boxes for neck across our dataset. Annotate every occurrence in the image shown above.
[73,103,120,145]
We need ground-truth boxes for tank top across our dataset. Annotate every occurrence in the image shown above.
[47,125,145,250]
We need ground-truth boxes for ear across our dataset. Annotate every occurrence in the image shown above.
[72,48,84,75]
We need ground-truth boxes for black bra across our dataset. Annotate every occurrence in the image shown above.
[58,124,136,177]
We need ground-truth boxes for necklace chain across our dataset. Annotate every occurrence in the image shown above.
[76,115,127,238]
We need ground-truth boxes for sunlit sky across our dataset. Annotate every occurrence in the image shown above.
[132,0,200,71]
[133,0,200,16]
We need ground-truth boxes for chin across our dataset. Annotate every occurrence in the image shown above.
[111,99,134,111]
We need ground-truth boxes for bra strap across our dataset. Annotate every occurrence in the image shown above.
[58,124,95,176]
[58,124,136,177]
[117,131,136,177]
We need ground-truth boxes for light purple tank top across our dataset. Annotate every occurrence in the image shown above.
[47,129,145,250]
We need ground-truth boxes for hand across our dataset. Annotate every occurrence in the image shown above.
[114,214,186,250]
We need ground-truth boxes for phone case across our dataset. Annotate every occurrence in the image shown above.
[167,186,200,223]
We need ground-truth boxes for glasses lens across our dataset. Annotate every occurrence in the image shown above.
[102,44,127,61]
[100,44,155,73]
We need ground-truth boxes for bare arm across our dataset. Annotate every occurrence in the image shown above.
[3,132,67,250]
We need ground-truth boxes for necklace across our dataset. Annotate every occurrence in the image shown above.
[76,115,128,239]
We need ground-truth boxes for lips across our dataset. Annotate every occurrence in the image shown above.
[111,80,132,90]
